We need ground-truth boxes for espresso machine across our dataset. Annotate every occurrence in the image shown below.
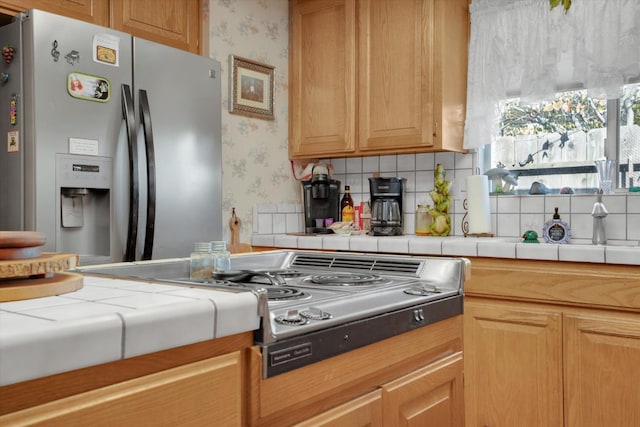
[302,165,340,234]
[369,177,405,236]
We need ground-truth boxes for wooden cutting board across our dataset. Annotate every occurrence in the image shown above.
[0,252,79,279]
[228,208,252,253]
[0,272,83,302]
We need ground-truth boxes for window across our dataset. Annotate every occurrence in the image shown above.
[487,84,640,194]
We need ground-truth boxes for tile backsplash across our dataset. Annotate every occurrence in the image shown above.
[254,152,640,243]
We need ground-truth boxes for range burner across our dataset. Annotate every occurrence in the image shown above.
[268,269,306,278]
[224,282,309,301]
[303,272,392,287]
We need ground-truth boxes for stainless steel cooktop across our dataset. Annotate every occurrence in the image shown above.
[77,250,468,377]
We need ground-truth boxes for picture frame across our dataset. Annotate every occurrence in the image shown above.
[229,55,275,120]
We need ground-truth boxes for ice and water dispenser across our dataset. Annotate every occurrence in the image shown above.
[56,154,112,260]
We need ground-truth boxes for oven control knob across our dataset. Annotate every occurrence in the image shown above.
[413,308,425,323]
[300,306,332,320]
[284,309,302,322]
[275,309,309,326]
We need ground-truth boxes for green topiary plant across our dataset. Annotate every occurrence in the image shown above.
[428,164,452,236]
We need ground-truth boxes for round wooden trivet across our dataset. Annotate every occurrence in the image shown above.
[0,272,83,302]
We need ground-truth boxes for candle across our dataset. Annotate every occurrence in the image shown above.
[465,175,491,234]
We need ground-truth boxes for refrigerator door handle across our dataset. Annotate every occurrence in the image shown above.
[139,89,156,260]
[121,84,138,262]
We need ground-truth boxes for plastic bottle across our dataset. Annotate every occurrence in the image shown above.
[542,207,572,244]
[190,241,214,279]
[341,185,355,223]
[360,201,371,233]
[211,240,231,272]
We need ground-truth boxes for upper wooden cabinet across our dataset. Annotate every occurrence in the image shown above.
[0,0,109,25]
[0,0,202,54]
[289,0,469,160]
[111,0,201,54]
[289,0,357,158]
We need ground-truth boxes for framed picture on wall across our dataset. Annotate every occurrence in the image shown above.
[229,55,275,120]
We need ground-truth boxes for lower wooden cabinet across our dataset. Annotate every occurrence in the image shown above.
[0,352,243,426]
[464,299,563,427]
[382,352,464,426]
[295,390,383,427]
[464,258,640,427]
[295,352,463,427]
[249,316,463,426]
[564,313,640,427]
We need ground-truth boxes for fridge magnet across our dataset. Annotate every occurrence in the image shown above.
[2,45,15,64]
[93,33,119,66]
[10,94,17,125]
[67,72,111,102]
[7,130,19,153]
[229,55,274,120]
[64,50,80,65]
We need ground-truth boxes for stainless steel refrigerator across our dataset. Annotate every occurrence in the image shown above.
[0,9,222,265]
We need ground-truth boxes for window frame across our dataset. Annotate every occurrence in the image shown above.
[481,98,637,194]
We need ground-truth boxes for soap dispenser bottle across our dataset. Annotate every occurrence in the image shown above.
[542,207,571,244]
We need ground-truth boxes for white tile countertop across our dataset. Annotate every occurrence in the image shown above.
[251,234,640,266]
[0,273,259,386]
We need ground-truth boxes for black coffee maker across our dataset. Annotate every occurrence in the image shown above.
[302,166,340,234]
[369,177,405,236]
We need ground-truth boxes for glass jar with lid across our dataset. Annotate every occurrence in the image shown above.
[190,241,214,279]
[211,240,231,272]
[415,204,432,236]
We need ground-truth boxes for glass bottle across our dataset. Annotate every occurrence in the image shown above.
[341,185,355,223]
[415,204,432,236]
[190,241,214,279]
[211,240,231,272]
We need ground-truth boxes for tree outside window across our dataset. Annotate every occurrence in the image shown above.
[490,85,640,194]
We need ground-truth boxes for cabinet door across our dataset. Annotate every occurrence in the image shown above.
[381,352,464,427]
[111,0,201,54]
[0,352,243,426]
[565,313,640,427]
[464,300,563,427]
[358,0,435,153]
[294,389,383,427]
[289,0,357,159]
[0,0,109,25]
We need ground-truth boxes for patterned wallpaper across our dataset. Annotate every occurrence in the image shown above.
[208,0,296,244]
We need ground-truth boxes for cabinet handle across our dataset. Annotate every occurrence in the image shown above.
[433,122,438,138]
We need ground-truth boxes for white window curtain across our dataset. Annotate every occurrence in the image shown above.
[464,0,640,150]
